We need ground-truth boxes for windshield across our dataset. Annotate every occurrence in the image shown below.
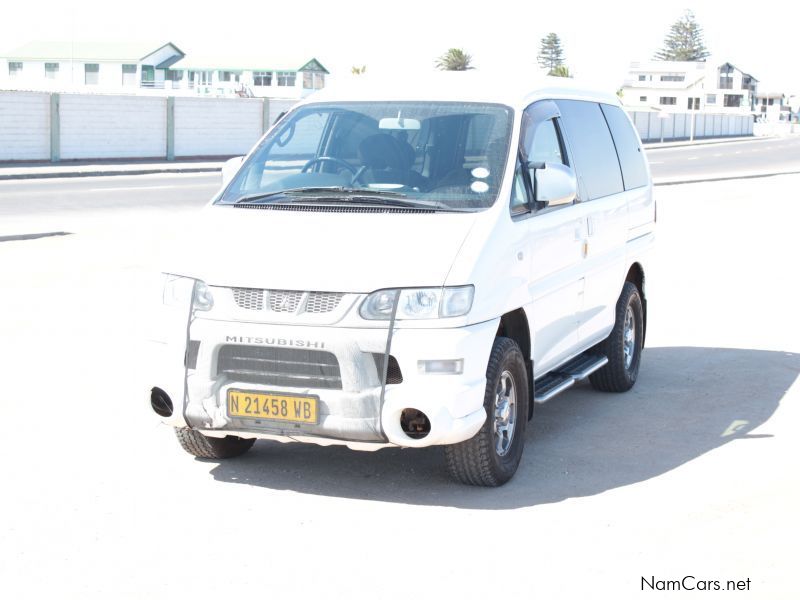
[217,101,513,210]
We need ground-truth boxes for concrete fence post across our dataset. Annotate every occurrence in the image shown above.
[166,96,175,161]
[262,98,271,134]
[50,93,60,163]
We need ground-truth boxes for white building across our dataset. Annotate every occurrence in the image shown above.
[0,41,328,99]
[621,60,758,115]
[754,92,791,121]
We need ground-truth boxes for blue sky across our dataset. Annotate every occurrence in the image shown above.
[2,0,797,93]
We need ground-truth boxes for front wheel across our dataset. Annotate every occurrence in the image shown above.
[175,427,255,459]
[589,281,644,392]
[444,337,529,487]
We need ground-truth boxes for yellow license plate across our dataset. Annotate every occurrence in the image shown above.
[227,390,319,424]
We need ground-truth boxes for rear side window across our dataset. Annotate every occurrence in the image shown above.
[555,100,623,200]
[600,104,649,190]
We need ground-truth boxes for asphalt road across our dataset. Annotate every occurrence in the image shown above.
[1,135,799,229]
[0,165,798,597]
[0,172,219,219]
[647,135,800,182]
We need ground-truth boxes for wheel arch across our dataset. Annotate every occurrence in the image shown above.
[496,308,534,420]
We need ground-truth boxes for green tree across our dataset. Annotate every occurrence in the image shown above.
[538,33,565,73]
[435,48,474,71]
[549,64,571,78]
[351,65,367,75]
[654,10,710,61]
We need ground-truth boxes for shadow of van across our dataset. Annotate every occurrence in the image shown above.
[208,347,799,509]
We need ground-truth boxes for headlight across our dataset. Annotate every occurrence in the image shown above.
[360,286,474,320]
[162,274,214,312]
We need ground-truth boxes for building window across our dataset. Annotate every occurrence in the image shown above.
[277,71,296,86]
[659,97,677,106]
[723,94,743,108]
[768,98,774,106]
[686,97,699,110]
[719,64,734,90]
[638,74,646,81]
[661,74,685,82]
[219,70,240,83]
[706,94,717,105]
[639,96,647,102]
[253,71,272,86]
[8,62,22,78]
[302,71,325,89]
[45,63,59,79]
[165,69,183,82]
[122,64,136,86]
[85,63,100,85]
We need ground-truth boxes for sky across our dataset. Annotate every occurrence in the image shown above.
[2,0,798,94]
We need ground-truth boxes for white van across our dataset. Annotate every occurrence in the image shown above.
[149,73,654,486]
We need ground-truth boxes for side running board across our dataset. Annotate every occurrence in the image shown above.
[533,354,608,404]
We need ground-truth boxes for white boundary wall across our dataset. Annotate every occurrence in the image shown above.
[0,91,50,160]
[628,110,754,143]
[60,94,167,159]
[2,90,758,161]
[174,97,262,157]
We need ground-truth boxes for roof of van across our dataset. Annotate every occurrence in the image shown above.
[299,71,622,110]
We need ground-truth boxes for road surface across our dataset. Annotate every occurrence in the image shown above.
[647,135,800,182]
[0,148,798,599]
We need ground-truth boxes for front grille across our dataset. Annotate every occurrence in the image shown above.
[232,288,264,311]
[373,354,404,384]
[268,290,302,313]
[306,292,346,313]
[218,345,342,390]
[231,288,345,314]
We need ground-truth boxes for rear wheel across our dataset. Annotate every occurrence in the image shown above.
[445,337,529,486]
[175,427,255,459]
[589,281,644,392]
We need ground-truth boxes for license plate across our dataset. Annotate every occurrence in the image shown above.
[227,389,319,424]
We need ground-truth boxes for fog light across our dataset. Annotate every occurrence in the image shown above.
[418,359,463,375]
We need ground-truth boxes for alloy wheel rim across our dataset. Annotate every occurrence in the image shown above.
[493,370,517,456]
[623,305,636,370]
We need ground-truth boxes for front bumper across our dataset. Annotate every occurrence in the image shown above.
[150,317,498,449]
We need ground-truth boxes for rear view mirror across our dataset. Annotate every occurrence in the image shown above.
[530,162,577,207]
[221,156,244,187]
[379,116,421,130]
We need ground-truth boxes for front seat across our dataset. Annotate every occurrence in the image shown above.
[357,134,423,188]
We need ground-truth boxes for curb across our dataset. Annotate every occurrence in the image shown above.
[653,170,800,187]
[0,166,222,181]
[643,136,770,151]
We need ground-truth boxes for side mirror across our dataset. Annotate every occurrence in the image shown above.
[221,156,245,187]
[529,162,577,207]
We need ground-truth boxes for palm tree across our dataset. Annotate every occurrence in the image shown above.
[435,48,474,71]
[549,65,571,78]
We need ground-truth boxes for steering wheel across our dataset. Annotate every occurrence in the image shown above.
[301,156,357,174]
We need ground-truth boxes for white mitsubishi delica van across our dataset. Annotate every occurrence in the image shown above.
[149,73,655,486]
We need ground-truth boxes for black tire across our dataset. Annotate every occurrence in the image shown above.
[589,281,644,393]
[174,427,255,459]
[444,337,529,487]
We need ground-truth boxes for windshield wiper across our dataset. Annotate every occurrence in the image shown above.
[233,186,461,211]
